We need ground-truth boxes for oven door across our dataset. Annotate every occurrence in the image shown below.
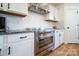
[36,32,54,55]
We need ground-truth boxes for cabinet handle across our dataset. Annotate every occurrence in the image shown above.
[1,3,3,7]
[0,49,2,56]
[8,46,11,55]
[8,3,10,9]
[20,36,27,39]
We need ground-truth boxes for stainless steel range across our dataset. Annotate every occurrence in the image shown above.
[34,28,54,56]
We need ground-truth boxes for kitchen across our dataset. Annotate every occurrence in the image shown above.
[0,3,79,56]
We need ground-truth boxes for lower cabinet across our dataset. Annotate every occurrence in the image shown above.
[6,33,34,56]
[0,33,34,56]
[54,30,64,49]
[59,30,64,45]
[54,30,60,49]
[7,40,34,56]
[0,35,5,56]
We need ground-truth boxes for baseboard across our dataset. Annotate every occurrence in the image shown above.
[67,43,79,45]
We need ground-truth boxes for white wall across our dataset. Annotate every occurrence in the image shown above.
[0,11,55,31]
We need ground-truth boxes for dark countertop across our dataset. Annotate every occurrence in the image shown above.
[0,31,34,35]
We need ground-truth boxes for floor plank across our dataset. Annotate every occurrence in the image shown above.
[47,44,79,56]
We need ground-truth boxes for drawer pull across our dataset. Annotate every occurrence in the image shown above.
[8,46,11,55]
[20,36,27,39]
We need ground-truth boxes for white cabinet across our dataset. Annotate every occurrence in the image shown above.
[46,4,54,20]
[45,4,59,21]
[8,3,28,14]
[54,7,59,21]
[54,30,64,49]
[6,33,34,56]
[0,35,4,56]
[59,30,64,45]
[54,30,60,49]
[0,3,8,10]
[0,3,27,17]
[7,40,34,56]
[0,35,6,56]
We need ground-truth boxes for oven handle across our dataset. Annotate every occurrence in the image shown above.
[39,39,44,41]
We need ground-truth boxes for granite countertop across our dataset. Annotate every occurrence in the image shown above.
[0,30,34,35]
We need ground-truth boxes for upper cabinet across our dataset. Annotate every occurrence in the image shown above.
[54,7,59,21]
[45,4,59,22]
[0,3,28,17]
[8,3,28,15]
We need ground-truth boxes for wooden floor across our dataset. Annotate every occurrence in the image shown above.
[47,44,79,56]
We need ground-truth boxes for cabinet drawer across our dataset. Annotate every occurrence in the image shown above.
[7,33,34,43]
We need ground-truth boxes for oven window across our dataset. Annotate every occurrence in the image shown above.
[39,37,53,48]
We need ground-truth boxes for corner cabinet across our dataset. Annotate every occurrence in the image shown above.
[45,4,59,22]
[0,3,28,17]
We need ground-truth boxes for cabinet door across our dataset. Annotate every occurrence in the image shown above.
[7,39,34,56]
[45,4,54,20]
[64,8,78,43]
[48,5,54,20]
[54,30,60,49]
[54,7,59,21]
[7,33,34,56]
[76,9,79,40]
[0,35,6,56]
[59,30,64,45]
[0,3,8,10]
[77,10,79,24]
[45,4,59,21]
[8,3,28,14]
